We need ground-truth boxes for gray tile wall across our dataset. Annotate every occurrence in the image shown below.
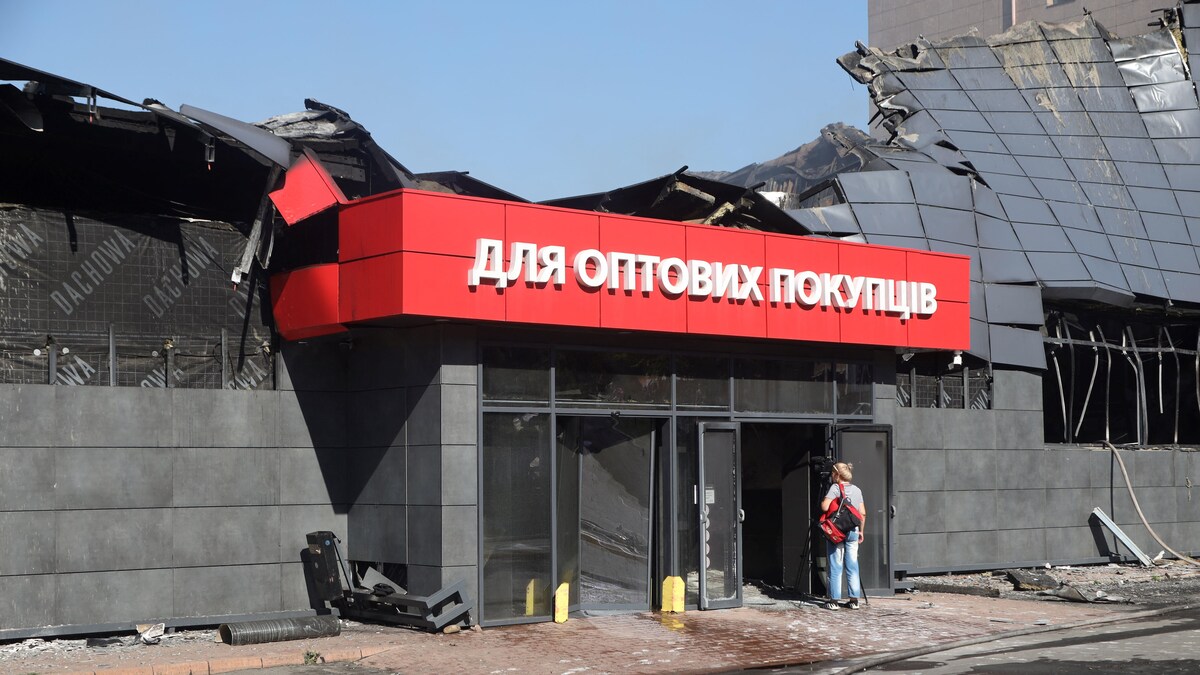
[342,325,480,604]
[0,337,352,635]
[893,368,1199,572]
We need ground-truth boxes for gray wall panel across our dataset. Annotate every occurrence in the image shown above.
[174,447,279,507]
[407,562,479,602]
[280,561,319,612]
[894,408,944,448]
[941,410,997,451]
[402,327,441,388]
[174,564,281,617]
[437,325,478,386]
[440,385,479,445]
[346,331,407,391]
[945,530,998,563]
[993,528,1047,564]
[441,506,478,567]
[1130,450,1175,487]
[943,489,997,532]
[173,389,278,449]
[991,368,1043,411]
[407,445,442,507]
[173,506,280,567]
[994,449,1048,489]
[347,446,406,506]
[55,447,173,509]
[277,341,346,393]
[992,410,1043,449]
[895,491,946,534]
[56,509,173,573]
[0,575,55,629]
[0,448,54,510]
[56,569,174,625]
[346,387,405,448]
[278,390,344,449]
[406,385,441,447]
[895,532,947,569]
[52,387,171,448]
[346,504,407,564]
[996,489,1046,529]
[439,445,478,507]
[944,450,996,490]
[406,505,441,567]
[1120,483,1178,525]
[0,385,56,448]
[1046,487,1096,529]
[279,447,345,506]
[280,505,348,566]
[0,511,55,575]
[1058,448,1111,488]
[894,448,947,492]
[1056,525,1108,560]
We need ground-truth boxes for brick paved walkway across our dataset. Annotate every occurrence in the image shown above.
[0,593,1138,675]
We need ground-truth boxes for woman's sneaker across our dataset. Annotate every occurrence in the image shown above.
[824,601,840,610]
[849,599,862,610]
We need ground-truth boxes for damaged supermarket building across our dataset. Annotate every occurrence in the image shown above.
[2,2,1200,637]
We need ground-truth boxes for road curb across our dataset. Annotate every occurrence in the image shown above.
[75,643,384,675]
[811,602,1200,675]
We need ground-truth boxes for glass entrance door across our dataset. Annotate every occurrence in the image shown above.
[557,415,657,610]
[833,425,893,595]
[697,422,742,609]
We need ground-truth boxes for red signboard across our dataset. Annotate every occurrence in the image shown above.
[270,188,970,351]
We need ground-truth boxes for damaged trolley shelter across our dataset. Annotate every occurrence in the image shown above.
[4,1,1200,637]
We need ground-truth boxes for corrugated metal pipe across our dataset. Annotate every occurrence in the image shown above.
[218,615,341,646]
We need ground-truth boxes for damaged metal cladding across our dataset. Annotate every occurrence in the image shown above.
[541,167,812,236]
[0,58,536,391]
[730,3,1200,444]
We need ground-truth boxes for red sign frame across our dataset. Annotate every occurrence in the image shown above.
[270,188,970,350]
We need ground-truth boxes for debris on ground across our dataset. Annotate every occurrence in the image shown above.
[913,582,1001,597]
[1006,569,1059,591]
[909,560,1200,605]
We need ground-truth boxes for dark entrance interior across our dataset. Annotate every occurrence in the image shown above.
[740,423,827,591]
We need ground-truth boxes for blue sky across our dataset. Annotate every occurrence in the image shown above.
[2,1,869,201]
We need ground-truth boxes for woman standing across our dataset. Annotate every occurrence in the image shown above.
[821,461,866,609]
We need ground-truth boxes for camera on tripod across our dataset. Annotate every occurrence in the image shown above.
[811,456,834,481]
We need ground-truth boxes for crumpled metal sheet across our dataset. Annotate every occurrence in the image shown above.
[783,8,1200,368]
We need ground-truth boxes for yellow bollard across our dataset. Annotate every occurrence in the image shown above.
[661,576,685,613]
[525,579,536,616]
[554,583,569,623]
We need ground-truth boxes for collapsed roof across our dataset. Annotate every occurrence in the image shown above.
[824,4,1200,368]
[8,1,1200,372]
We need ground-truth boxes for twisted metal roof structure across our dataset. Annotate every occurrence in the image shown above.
[818,3,1200,368]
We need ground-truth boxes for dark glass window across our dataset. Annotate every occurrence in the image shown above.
[734,359,833,414]
[555,422,581,609]
[481,413,552,621]
[555,351,670,408]
[558,416,655,607]
[482,346,550,405]
[836,363,873,416]
[675,419,701,608]
[676,356,731,411]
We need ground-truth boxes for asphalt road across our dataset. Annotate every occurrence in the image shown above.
[856,607,1200,674]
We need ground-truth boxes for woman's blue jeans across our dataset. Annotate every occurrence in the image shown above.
[826,530,862,600]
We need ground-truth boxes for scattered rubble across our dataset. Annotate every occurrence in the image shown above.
[909,560,1200,606]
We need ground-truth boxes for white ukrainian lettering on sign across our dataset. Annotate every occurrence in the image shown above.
[466,238,940,318]
[574,249,608,288]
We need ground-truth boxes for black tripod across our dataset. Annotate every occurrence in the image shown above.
[793,476,870,609]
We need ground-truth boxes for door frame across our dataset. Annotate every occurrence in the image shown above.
[829,424,894,596]
[697,421,743,610]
